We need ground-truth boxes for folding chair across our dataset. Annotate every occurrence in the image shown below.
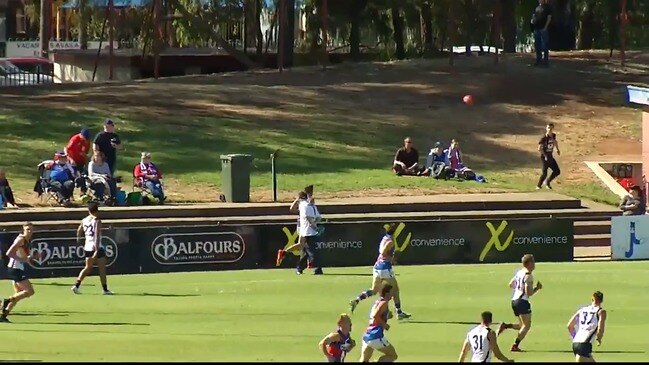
[34,165,61,206]
[132,163,165,204]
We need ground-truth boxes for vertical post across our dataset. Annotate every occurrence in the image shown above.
[619,0,627,67]
[492,0,501,65]
[271,150,279,202]
[56,6,60,40]
[277,0,285,72]
[320,0,329,67]
[643,110,649,207]
[448,0,455,66]
[153,0,162,78]
[40,0,51,58]
[108,0,114,80]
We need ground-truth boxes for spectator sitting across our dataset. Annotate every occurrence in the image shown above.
[65,128,91,174]
[40,151,85,206]
[619,186,645,216]
[0,168,18,208]
[425,141,450,168]
[88,151,117,204]
[134,152,166,203]
[392,137,430,176]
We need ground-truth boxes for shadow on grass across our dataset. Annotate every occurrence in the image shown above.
[404,320,478,325]
[524,350,645,354]
[22,321,150,326]
[33,282,95,287]
[12,312,69,317]
[324,273,374,277]
[115,292,201,298]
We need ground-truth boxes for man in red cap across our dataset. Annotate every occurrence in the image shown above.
[65,128,91,174]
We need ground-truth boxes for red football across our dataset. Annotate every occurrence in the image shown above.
[463,95,474,105]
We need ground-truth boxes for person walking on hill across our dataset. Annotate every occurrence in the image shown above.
[531,0,552,67]
[537,123,560,190]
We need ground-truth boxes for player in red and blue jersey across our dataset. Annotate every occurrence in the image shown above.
[349,223,410,320]
[359,284,398,362]
[319,313,355,362]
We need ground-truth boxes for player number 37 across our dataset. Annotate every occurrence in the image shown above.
[580,311,597,325]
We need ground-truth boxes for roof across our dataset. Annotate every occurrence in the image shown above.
[2,57,52,65]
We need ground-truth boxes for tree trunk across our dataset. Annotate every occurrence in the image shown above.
[256,0,263,55]
[500,0,515,52]
[420,1,433,52]
[282,0,295,67]
[391,3,405,59]
[577,1,595,49]
[78,0,88,49]
[349,0,364,61]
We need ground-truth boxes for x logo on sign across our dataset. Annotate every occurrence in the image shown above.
[479,221,514,262]
[384,222,411,253]
[282,227,300,257]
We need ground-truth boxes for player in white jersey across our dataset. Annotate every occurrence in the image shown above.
[497,254,542,352]
[349,223,411,320]
[0,223,36,323]
[71,203,112,295]
[567,291,607,362]
[458,311,513,363]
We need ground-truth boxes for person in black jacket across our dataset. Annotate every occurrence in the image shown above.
[0,169,18,208]
[537,123,561,189]
[531,0,552,67]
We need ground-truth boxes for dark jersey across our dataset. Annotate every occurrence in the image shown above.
[539,133,557,156]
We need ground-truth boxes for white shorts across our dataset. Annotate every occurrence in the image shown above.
[362,336,391,350]
[373,268,395,280]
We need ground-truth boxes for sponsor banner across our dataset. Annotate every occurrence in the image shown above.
[466,219,574,263]
[260,218,572,268]
[611,215,649,260]
[21,229,137,279]
[134,225,260,273]
[4,40,117,58]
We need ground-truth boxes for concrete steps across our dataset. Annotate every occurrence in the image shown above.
[0,192,581,223]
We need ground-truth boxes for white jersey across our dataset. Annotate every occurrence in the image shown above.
[82,215,102,251]
[466,325,492,363]
[572,304,602,344]
[511,269,533,301]
[7,235,28,270]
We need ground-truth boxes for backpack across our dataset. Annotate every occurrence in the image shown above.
[459,169,476,181]
[431,162,448,179]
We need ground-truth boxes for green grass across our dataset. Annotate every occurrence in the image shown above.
[1,262,646,361]
[0,109,620,206]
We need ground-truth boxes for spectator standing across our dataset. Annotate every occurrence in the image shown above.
[134,152,166,203]
[88,151,117,203]
[537,123,561,189]
[296,187,323,275]
[531,0,552,67]
[65,128,92,174]
[393,137,429,176]
[619,186,645,216]
[447,139,464,171]
[93,119,122,176]
[0,169,18,208]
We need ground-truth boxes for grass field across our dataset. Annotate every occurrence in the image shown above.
[2,52,648,206]
[0,261,646,362]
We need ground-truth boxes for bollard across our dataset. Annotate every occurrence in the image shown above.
[270,149,280,202]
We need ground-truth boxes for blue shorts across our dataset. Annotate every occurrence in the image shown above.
[7,268,28,283]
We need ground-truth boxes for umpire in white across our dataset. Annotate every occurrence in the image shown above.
[296,185,323,275]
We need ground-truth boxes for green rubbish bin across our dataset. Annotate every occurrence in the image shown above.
[220,154,253,203]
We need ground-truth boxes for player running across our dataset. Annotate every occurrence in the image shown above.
[71,202,112,295]
[497,254,542,352]
[567,291,607,363]
[319,313,355,362]
[349,223,410,320]
[359,284,398,362]
[276,191,309,267]
[458,311,514,363]
[1,223,36,323]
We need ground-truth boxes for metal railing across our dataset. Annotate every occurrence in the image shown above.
[0,70,55,87]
